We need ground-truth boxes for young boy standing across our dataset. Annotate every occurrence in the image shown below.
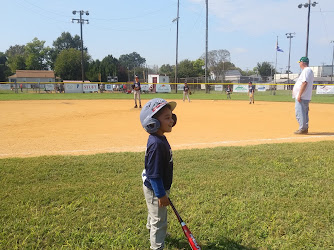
[248,81,255,104]
[183,82,191,102]
[140,98,177,250]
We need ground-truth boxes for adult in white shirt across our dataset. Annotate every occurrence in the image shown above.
[292,57,314,134]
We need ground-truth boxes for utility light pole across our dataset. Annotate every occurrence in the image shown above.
[205,0,209,93]
[172,0,180,92]
[72,10,89,83]
[331,40,334,84]
[286,32,295,89]
[298,1,318,57]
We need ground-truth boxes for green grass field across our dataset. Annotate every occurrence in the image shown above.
[1,141,333,249]
[1,89,334,103]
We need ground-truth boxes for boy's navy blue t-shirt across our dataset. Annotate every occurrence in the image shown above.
[143,134,173,191]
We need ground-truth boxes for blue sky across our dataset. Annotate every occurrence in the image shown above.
[2,0,334,74]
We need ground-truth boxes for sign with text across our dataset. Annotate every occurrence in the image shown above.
[83,84,98,92]
[316,85,334,94]
[0,84,11,90]
[156,84,171,93]
[64,83,83,93]
[215,85,223,91]
[105,84,113,90]
[233,84,248,93]
[141,84,149,91]
[45,84,54,91]
[256,85,267,91]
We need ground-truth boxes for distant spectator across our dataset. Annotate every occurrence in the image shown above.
[99,83,104,93]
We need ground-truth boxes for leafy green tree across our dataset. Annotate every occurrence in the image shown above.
[192,59,205,77]
[117,65,128,82]
[86,59,101,82]
[100,55,118,82]
[0,52,11,81]
[159,64,174,78]
[49,32,82,70]
[25,38,49,70]
[178,59,196,78]
[54,48,90,80]
[5,45,26,72]
[256,62,276,81]
[53,32,81,51]
[119,52,146,70]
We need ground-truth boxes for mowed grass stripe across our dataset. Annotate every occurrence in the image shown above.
[0,141,333,249]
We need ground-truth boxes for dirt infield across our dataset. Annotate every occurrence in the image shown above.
[1,99,333,158]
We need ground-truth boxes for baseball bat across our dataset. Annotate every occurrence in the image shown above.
[168,198,201,250]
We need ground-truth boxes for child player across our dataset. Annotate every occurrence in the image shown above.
[140,98,177,250]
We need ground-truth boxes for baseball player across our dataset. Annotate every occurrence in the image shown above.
[132,75,142,108]
[248,81,255,104]
[140,98,177,250]
[183,82,191,102]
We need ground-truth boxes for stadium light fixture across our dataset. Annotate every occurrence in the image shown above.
[72,10,89,85]
[286,32,296,87]
[297,1,318,57]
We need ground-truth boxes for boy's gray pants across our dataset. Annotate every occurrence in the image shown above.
[143,184,170,250]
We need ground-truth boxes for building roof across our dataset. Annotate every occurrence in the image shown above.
[9,70,55,79]
[225,70,242,76]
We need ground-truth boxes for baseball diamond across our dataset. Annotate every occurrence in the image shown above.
[1,99,333,158]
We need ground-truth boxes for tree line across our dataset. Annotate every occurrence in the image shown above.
[0,32,276,82]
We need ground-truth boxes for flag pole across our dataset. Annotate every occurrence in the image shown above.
[274,36,278,95]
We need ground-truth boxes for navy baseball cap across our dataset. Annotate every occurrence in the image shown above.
[140,98,176,133]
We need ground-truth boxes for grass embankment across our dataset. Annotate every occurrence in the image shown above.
[1,141,333,249]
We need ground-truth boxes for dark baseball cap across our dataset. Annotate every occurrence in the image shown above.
[298,57,309,63]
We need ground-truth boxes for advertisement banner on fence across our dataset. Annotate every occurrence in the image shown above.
[105,84,113,91]
[45,84,54,91]
[83,84,98,93]
[233,84,248,93]
[64,83,83,93]
[0,84,11,90]
[178,84,184,91]
[156,84,171,93]
[256,85,267,91]
[316,85,334,94]
[141,84,149,91]
[215,85,223,91]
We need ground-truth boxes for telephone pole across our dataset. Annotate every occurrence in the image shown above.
[173,0,180,92]
[205,0,209,93]
[331,40,334,84]
[72,10,89,83]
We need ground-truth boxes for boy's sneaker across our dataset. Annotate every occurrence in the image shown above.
[139,105,142,108]
[134,105,138,108]
[294,129,308,134]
